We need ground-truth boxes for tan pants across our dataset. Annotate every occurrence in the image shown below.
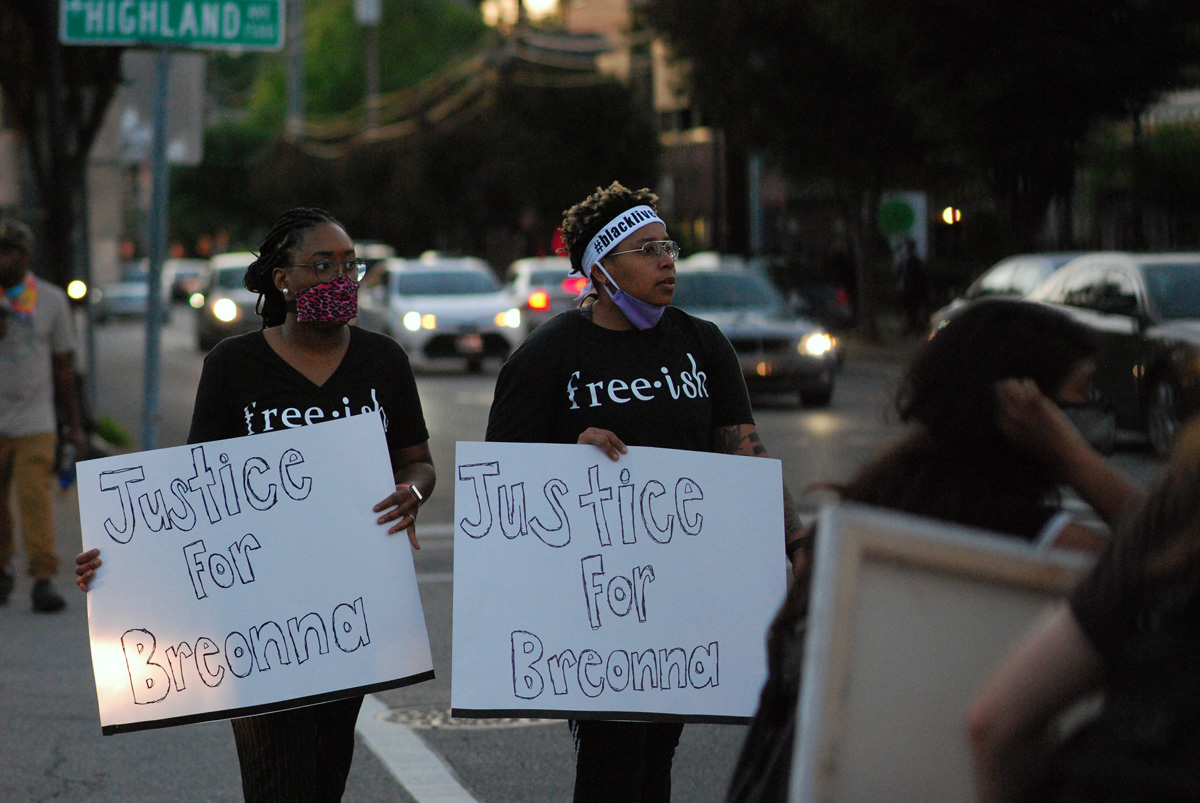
[0,432,59,578]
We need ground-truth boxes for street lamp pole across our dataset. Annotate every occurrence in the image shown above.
[355,0,382,131]
[286,0,305,139]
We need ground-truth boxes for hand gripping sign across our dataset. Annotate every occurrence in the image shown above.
[77,414,433,734]
[450,441,788,723]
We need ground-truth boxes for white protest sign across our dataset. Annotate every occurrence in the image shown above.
[450,441,788,723]
[77,414,433,734]
[792,504,1092,802]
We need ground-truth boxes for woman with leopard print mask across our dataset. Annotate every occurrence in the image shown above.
[74,207,435,802]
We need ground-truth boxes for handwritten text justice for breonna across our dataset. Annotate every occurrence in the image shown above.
[96,442,369,705]
[457,460,721,704]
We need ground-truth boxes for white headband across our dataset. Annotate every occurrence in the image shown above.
[582,205,663,274]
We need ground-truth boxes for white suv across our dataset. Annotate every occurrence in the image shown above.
[357,252,522,372]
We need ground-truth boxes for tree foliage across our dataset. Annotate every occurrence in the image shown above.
[232,75,659,263]
[242,0,489,131]
[809,0,1200,242]
[645,0,1200,249]
[0,1,123,286]
[1085,124,1200,248]
[171,0,492,250]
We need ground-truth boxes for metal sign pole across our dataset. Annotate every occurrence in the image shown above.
[141,47,170,451]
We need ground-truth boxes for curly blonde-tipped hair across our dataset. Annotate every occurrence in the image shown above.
[560,182,659,275]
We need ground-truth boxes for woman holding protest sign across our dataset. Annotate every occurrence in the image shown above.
[485,182,808,803]
[75,207,434,802]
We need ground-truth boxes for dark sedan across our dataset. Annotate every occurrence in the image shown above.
[929,252,1083,332]
[672,268,838,407]
[1026,252,1200,455]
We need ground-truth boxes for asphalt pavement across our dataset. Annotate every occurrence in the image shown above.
[1,321,1161,802]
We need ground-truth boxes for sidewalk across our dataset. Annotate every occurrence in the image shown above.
[835,311,925,367]
[0,486,247,801]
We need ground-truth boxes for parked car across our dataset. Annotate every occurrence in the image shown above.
[356,253,522,372]
[195,251,260,351]
[504,256,587,334]
[930,252,1083,332]
[672,267,838,407]
[675,251,751,272]
[168,258,208,302]
[92,260,174,323]
[1025,252,1200,456]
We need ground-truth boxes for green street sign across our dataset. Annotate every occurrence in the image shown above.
[877,198,916,237]
[60,0,284,50]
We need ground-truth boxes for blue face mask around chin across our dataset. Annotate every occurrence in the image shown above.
[596,265,665,330]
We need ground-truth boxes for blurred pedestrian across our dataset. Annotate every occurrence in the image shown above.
[896,237,929,334]
[76,208,434,802]
[486,181,809,803]
[725,298,1140,802]
[968,420,1200,803]
[0,218,86,613]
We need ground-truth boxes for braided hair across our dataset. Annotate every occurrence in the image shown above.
[244,207,343,328]
[560,182,659,276]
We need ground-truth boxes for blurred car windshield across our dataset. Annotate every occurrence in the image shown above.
[213,268,245,289]
[530,268,570,286]
[673,272,785,312]
[394,270,500,295]
[1143,263,1200,320]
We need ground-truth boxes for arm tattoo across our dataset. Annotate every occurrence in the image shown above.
[712,424,769,456]
[713,425,807,553]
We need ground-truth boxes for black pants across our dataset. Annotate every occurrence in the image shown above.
[231,695,364,803]
[569,719,685,803]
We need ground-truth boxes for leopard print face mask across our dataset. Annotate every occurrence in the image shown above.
[294,273,358,323]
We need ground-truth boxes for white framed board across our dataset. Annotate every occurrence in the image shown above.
[791,503,1093,802]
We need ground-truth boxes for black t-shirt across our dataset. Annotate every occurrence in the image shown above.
[486,306,753,449]
[1050,527,1200,798]
[188,326,429,472]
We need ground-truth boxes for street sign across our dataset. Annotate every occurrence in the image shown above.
[59,0,284,50]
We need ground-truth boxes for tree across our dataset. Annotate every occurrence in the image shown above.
[170,0,491,249]
[644,0,1200,336]
[0,1,123,286]
[810,0,1200,248]
[238,70,660,264]
[643,0,930,339]
[241,0,489,130]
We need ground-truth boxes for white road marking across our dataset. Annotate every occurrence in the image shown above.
[357,694,479,803]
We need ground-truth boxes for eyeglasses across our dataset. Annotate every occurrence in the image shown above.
[607,240,681,262]
[287,258,369,283]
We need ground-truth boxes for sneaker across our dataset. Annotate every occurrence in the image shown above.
[0,568,12,605]
[32,579,65,613]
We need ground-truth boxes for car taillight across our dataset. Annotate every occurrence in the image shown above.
[562,276,588,296]
[528,290,550,310]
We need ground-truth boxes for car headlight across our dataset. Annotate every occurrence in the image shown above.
[799,332,835,357]
[495,308,521,328]
[67,280,88,301]
[212,298,240,323]
[403,311,437,331]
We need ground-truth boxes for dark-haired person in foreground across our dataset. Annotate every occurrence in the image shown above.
[969,419,1200,802]
[76,208,434,802]
[725,298,1142,802]
[486,182,809,803]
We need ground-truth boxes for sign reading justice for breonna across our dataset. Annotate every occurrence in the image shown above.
[77,414,433,734]
[450,442,789,723]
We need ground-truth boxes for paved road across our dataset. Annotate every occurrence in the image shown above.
[1,311,1164,802]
